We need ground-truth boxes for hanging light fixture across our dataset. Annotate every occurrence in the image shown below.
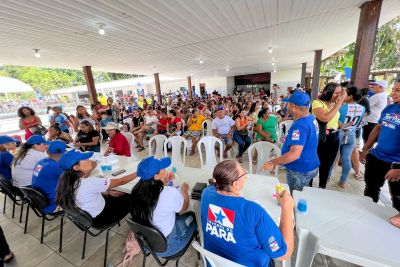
[226,66,230,72]
[268,47,273,54]
[97,23,105,35]
[272,62,275,66]
[199,58,204,64]
[33,49,41,58]
[152,66,156,72]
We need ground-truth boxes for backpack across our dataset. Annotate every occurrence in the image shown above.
[117,231,141,267]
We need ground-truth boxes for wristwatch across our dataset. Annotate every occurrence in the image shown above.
[391,162,400,169]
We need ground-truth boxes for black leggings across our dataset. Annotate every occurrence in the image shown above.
[92,194,131,228]
[311,132,340,188]
[0,226,10,261]
[362,122,376,143]
[364,153,400,211]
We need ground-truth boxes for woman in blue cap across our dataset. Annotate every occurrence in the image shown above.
[11,135,48,187]
[0,136,17,181]
[55,149,136,227]
[130,156,196,257]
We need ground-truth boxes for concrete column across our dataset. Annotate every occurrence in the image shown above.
[351,0,383,88]
[312,50,322,100]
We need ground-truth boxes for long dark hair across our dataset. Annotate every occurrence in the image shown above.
[130,179,164,227]
[319,82,340,101]
[258,108,268,119]
[213,160,241,192]
[76,105,90,120]
[17,106,35,118]
[12,143,34,167]
[56,168,83,211]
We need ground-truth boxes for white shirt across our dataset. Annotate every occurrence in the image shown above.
[152,186,184,237]
[365,92,387,123]
[144,115,159,130]
[212,116,235,135]
[12,149,47,186]
[75,177,110,218]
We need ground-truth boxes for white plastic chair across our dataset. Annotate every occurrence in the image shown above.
[197,136,223,169]
[202,119,213,136]
[273,104,281,113]
[192,241,245,267]
[121,132,136,158]
[248,141,281,177]
[164,136,187,167]
[148,134,167,159]
[277,120,294,146]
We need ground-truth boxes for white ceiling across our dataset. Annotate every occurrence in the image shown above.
[0,0,399,79]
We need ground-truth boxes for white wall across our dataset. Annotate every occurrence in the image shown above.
[271,68,301,94]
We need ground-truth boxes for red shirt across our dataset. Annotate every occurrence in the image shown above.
[158,117,168,131]
[109,132,131,157]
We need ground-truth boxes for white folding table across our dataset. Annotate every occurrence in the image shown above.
[293,187,400,267]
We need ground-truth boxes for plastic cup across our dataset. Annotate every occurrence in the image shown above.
[100,165,107,174]
[172,166,177,173]
[297,199,307,213]
[106,165,112,173]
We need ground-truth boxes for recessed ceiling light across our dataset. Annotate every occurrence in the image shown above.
[33,49,40,58]
[272,62,275,66]
[97,23,105,35]
[199,59,204,64]
[274,69,277,73]
[226,66,230,72]
[268,47,273,54]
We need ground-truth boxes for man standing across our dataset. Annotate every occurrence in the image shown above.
[362,80,388,143]
[262,92,319,193]
[212,106,235,158]
[360,81,400,227]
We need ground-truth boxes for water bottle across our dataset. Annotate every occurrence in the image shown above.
[168,166,177,187]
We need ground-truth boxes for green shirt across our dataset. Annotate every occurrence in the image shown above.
[256,116,278,141]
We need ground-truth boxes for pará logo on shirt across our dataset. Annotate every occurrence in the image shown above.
[206,204,236,243]
[33,164,42,176]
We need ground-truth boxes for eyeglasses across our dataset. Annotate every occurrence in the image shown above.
[236,172,249,181]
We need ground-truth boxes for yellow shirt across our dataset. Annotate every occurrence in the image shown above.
[188,115,206,131]
[312,99,339,129]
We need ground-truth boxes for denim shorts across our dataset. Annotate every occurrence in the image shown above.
[219,134,233,145]
[286,168,318,193]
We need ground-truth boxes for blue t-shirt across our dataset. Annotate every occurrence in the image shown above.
[371,104,400,163]
[51,114,69,131]
[32,158,63,214]
[281,114,320,172]
[100,117,112,127]
[339,103,366,133]
[0,150,14,180]
[201,187,287,267]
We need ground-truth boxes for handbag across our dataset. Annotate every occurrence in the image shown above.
[30,125,47,135]
[238,129,248,136]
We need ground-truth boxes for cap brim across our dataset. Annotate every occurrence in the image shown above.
[282,98,290,103]
[78,151,94,161]
[159,157,172,169]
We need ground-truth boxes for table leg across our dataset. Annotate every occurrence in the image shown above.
[294,229,318,267]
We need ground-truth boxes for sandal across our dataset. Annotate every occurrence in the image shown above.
[353,173,364,181]
[4,251,14,263]
[137,147,145,152]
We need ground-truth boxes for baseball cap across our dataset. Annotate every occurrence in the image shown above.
[216,106,224,111]
[369,80,388,89]
[198,103,205,110]
[58,149,94,171]
[26,135,49,145]
[137,156,171,181]
[105,122,119,131]
[47,140,66,155]
[283,91,310,107]
[0,136,17,145]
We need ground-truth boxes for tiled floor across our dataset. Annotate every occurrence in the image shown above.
[0,145,391,267]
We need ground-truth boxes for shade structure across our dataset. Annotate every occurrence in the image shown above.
[0,77,34,93]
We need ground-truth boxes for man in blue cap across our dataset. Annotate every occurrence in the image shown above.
[262,92,320,192]
[32,140,66,214]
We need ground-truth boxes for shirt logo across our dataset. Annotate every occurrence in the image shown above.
[33,164,42,176]
[205,204,236,243]
[383,113,400,126]
[268,236,280,252]
[292,130,300,141]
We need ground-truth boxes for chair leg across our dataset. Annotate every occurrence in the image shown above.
[2,195,6,213]
[12,199,16,218]
[176,258,180,267]
[24,205,29,234]
[142,253,146,267]
[40,217,45,243]
[19,203,24,223]
[104,229,110,267]
[82,231,87,259]
[59,216,64,253]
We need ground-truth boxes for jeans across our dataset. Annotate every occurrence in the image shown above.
[286,168,318,193]
[339,130,356,183]
[364,153,400,211]
[233,131,251,157]
[156,212,197,257]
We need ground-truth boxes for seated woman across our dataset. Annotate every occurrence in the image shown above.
[182,109,207,156]
[104,122,131,157]
[201,160,294,267]
[255,108,279,143]
[55,149,137,227]
[130,156,196,257]
[47,124,72,143]
[0,136,17,181]
[232,109,252,163]
[11,135,48,187]
[75,121,100,152]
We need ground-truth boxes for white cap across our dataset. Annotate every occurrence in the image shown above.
[370,80,388,89]
[105,122,119,130]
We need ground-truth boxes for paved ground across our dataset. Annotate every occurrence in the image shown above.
[0,142,392,267]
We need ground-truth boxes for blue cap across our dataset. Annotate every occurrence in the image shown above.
[216,106,224,111]
[0,136,17,145]
[137,156,171,181]
[47,140,66,155]
[26,135,49,145]
[283,92,310,107]
[59,149,94,171]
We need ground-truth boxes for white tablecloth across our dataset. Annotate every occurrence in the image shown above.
[293,187,400,267]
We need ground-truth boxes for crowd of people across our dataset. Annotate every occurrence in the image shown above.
[0,79,399,266]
